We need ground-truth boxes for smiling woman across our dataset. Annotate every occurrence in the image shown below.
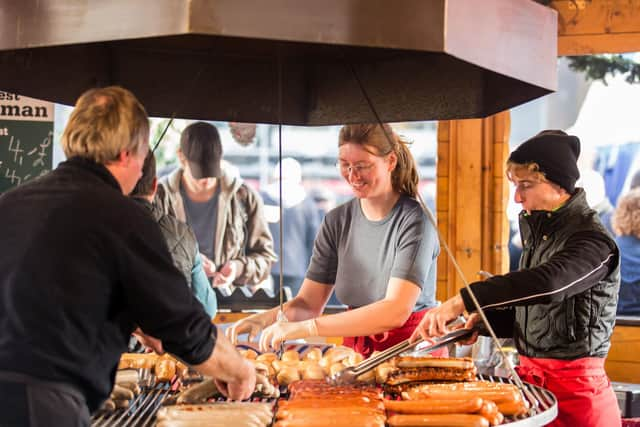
[228,123,443,359]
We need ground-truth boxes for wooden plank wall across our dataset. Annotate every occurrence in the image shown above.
[553,0,640,55]
[606,325,640,383]
[436,112,511,300]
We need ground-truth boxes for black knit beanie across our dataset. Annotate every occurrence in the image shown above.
[508,130,581,193]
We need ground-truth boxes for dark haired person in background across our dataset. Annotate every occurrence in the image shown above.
[131,151,217,317]
[157,121,276,291]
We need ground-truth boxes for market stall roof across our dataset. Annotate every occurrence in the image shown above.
[0,0,557,125]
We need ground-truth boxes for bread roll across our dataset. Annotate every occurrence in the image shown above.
[155,358,176,383]
[375,362,397,384]
[272,359,299,374]
[329,362,346,377]
[252,361,271,377]
[346,352,364,366]
[281,350,300,362]
[240,348,258,360]
[319,348,353,373]
[277,366,300,386]
[256,352,278,364]
[304,347,323,362]
[302,364,326,380]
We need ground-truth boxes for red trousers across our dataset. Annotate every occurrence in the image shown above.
[516,355,621,427]
[342,308,448,358]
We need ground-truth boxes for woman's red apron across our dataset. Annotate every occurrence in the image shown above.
[516,355,621,427]
[342,308,448,358]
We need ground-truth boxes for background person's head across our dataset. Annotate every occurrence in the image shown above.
[613,189,640,238]
[178,122,223,191]
[61,86,150,194]
[272,157,302,185]
[338,123,419,199]
[506,130,580,213]
[130,151,157,200]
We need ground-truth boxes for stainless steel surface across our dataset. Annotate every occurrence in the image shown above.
[91,383,171,427]
[329,328,475,385]
[0,0,557,125]
[479,375,559,427]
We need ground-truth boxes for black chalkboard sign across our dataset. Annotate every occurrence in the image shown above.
[0,92,54,193]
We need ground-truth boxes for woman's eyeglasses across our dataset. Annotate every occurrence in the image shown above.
[336,162,374,176]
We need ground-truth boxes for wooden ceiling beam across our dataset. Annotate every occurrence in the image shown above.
[553,0,640,55]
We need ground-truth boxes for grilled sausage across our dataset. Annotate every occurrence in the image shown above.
[384,398,483,414]
[110,384,134,400]
[176,378,221,404]
[387,414,490,427]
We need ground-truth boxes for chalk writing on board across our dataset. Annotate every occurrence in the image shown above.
[0,124,53,193]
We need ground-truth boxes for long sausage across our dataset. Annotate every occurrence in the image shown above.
[402,388,521,404]
[497,399,530,416]
[395,357,475,370]
[176,378,220,404]
[387,414,490,427]
[384,398,483,414]
[274,417,385,427]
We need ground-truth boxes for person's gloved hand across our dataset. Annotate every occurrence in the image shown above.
[225,310,274,344]
[259,319,318,352]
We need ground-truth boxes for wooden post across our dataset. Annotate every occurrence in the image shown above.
[436,112,510,300]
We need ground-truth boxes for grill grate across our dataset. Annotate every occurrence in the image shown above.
[477,374,558,426]
[91,383,171,427]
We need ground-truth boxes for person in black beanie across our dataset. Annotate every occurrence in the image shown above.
[412,130,621,427]
[508,130,581,194]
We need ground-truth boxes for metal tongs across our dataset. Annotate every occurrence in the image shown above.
[328,327,476,385]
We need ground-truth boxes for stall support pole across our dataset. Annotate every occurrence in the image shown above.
[436,112,511,300]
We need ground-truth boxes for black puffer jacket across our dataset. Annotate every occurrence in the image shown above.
[461,189,620,359]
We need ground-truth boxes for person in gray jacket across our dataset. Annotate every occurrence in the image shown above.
[131,151,217,317]
[157,121,276,289]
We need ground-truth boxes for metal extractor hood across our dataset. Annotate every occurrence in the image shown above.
[0,0,557,125]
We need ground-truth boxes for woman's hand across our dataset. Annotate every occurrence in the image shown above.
[225,310,274,344]
[409,295,466,342]
[259,319,318,352]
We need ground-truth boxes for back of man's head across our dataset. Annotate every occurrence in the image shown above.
[61,86,149,165]
[131,151,156,198]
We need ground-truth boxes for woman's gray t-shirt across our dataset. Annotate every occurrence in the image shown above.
[305,195,439,310]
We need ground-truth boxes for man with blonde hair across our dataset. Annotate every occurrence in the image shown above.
[0,86,254,426]
[413,130,621,426]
